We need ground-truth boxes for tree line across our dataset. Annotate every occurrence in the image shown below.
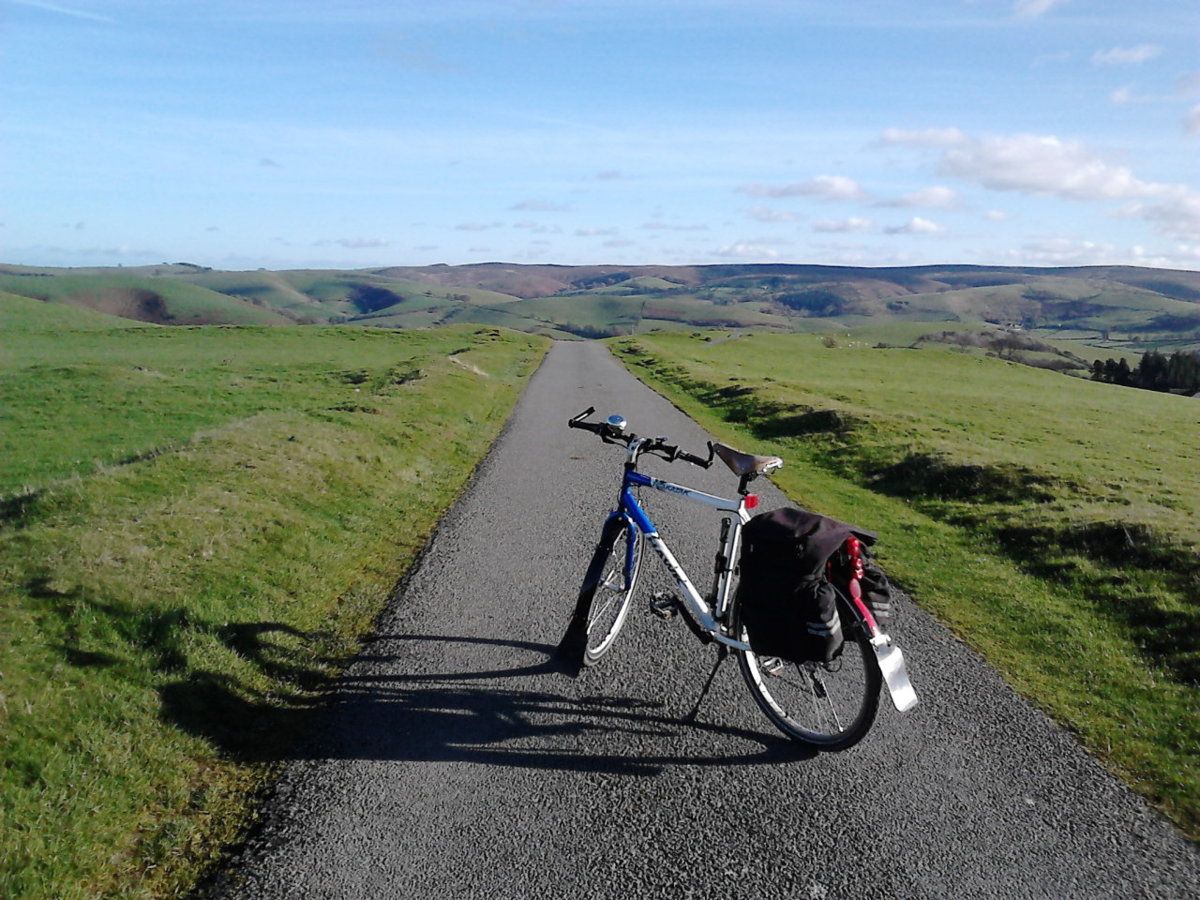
[1091,349,1200,394]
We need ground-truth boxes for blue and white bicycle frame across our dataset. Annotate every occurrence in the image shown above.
[604,436,917,712]
[609,437,753,651]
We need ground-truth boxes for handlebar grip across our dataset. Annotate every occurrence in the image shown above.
[679,449,713,468]
[567,406,596,428]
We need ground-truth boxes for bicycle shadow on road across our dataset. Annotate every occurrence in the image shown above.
[306,632,815,775]
[162,632,813,776]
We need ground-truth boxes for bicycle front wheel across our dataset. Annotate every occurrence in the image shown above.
[734,594,882,750]
[578,520,642,666]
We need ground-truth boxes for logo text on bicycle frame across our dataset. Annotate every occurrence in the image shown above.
[650,478,689,495]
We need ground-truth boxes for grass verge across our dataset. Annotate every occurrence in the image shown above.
[0,314,548,897]
[611,331,1199,838]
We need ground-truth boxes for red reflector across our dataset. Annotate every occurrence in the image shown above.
[744,493,759,510]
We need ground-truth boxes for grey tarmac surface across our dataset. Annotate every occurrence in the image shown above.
[214,340,1199,899]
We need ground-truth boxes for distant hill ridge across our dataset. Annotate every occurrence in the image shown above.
[2,262,1197,354]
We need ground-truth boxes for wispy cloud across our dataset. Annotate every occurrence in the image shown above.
[312,237,389,249]
[712,242,782,260]
[878,127,966,147]
[1013,0,1068,20]
[10,0,114,23]
[876,185,959,209]
[512,221,563,234]
[883,217,943,235]
[739,175,865,201]
[881,127,1200,240]
[575,227,618,237]
[1091,44,1162,66]
[258,157,281,168]
[747,206,798,223]
[509,199,572,212]
[812,217,873,233]
[454,221,501,231]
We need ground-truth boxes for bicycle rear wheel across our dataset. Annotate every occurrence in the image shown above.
[578,520,642,665]
[734,594,881,750]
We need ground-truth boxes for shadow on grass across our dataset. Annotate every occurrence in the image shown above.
[992,522,1200,685]
[27,573,805,773]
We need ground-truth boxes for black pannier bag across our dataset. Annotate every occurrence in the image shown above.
[737,507,891,663]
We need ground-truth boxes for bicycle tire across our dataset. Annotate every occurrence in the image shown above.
[733,592,882,750]
[578,520,642,666]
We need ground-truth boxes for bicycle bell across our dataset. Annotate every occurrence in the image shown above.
[606,414,627,431]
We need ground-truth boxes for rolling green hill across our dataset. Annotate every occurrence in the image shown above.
[3,262,1197,359]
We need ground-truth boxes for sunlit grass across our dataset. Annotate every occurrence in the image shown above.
[614,330,1199,837]
[0,311,547,897]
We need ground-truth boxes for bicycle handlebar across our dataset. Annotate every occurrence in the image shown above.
[567,407,714,468]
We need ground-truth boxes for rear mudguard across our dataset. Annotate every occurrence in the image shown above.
[871,633,918,712]
[842,591,918,712]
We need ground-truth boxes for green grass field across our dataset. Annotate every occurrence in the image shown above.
[613,331,1200,837]
[0,273,290,326]
[0,304,548,897]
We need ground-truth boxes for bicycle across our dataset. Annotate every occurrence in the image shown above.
[558,407,917,750]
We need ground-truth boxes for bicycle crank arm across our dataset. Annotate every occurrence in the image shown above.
[870,634,918,712]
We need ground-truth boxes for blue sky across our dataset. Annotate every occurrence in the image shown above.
[2,0,1198,270]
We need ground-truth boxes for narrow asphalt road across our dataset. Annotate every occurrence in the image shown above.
[213,341,1198,899]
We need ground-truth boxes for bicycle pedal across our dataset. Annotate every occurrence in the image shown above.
[761,656,785,676]
[649,591,680,619]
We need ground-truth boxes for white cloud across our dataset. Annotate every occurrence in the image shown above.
[883,217,943,235]
[1006,237,1186,268]
[1092,44,1162,66]
[454,221,501,231]
[1013,0,1068,19]
[575,227,617,237]
[883,129,1200,240]
[1110,86,1134,105]
[984,209,1009,221]
[747,206,798,223]
[1178,72,1200,97]
[812,217,873,233]
[1118,194,1200,240]
[603,238,635,248]
[312,238,390,249]
[739,175,864,201]
[712,242,782,260]
[877,185,959,208]
[593,170,626,181]
[878,127,966,148]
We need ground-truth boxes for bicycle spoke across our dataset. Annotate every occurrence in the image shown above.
[810,668,844,733]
